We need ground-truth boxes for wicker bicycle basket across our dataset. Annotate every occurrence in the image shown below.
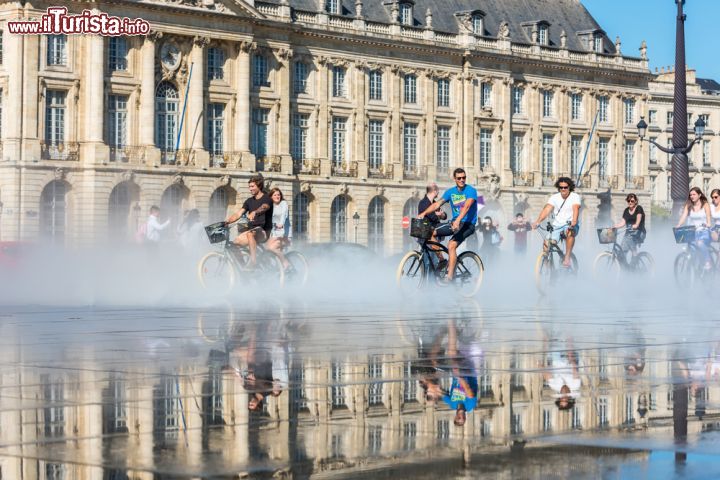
[410,218,434,240]
[596,228,617,244]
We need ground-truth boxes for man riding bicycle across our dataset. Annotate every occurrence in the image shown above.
[225,175,273,269]
[532,176,581,268]
[418,168,478,282]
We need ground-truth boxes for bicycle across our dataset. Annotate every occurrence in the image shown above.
[197,219,309,295]
[534,222,578,294]
[593,227,654,278]
[396,219,484,298]
[673,226,718,288]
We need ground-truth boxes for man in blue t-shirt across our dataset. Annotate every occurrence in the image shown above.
[418,168,478,281]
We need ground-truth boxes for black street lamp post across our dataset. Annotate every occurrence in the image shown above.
[352,211,360,243]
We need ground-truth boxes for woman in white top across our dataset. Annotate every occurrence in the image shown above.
[676,186,712,267]
[265,188,291,270]
[710,189,720,243]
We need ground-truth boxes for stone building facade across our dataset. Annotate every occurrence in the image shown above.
[0,0,655,252]
[647,70,720,211]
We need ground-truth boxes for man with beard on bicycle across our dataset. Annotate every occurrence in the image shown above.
[418,168,478,282]
[532,177,581,268]
[226,175,273,269]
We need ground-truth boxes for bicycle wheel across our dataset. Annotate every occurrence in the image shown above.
[197,252,235,295]
[261,252,286,288]
[396,251,426,292]
[197,303,236,344]
[633,252,655,276]
[534,252,554,294]
[674,252,695,288]
[593,252,620,279]
[284,251,310,287]
[455,251,484,297]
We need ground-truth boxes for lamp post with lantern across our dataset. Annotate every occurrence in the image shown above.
[352,211,360,243]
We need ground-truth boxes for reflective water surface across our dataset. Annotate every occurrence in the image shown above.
[1,300,719,479]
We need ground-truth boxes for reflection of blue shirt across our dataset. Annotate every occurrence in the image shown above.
[442,185,479,225]
[442,376,478,412]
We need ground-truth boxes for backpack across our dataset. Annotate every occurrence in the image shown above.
[134,221,148,244]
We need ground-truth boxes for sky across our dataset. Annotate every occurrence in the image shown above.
[581,0,720,81]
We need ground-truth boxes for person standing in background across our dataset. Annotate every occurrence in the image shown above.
[508,213,532,255]
[144,205,170,245]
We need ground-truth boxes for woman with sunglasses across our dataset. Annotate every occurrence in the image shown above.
[710,189,720,243]
[612,193,646,256]
[676,186,713,269]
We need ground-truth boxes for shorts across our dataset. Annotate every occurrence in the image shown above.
[435,222,475,246]
[549,224,579,243]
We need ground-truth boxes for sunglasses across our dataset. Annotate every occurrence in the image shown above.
[628,199,637,204]
[558,186,569,190]
[455,176,467,181]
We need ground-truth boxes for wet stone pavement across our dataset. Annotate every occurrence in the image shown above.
[1,300,720,479]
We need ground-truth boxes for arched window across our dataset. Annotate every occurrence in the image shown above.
[402,197,420,251]
[40,181,68,245]
[331,195,348,243]
[209,187,236,222]
[160,184,188,231]
[155,82,179,162]
[368,197,385,253]
[108,182,138,240]
[293,192,310,242]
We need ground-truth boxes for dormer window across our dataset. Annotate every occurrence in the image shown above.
[400,2,413,26]
[538,24,549,45]
[472,14,483,35]
[593,35,603,53]
[326,0,340,15]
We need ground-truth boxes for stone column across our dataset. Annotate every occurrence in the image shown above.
[424,70,436,182]
[276,47,293,174]
[354,63,368,179]
[140,34,159,164]
[188,36,208,168]
[83,32,105,145]
[462,72,475,179]
[316,58,331,177]
[391,67,402,181]
[233,41,253,171]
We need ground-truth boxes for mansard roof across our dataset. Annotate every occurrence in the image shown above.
[264,0,615,53]
[697,78,720,95]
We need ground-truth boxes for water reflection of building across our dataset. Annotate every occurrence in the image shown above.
[0,343,717,478]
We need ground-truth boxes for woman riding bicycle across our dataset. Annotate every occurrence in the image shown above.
[710,189,720,243]
[676,186,713,269]
[611,193,646,257]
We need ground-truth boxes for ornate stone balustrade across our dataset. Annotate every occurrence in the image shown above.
[41,142,80,161]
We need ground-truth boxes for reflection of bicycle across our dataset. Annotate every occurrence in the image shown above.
[396,219,484,298]
[534,222,578,294]
[593,227,654,277]
[673,226,718,287]
[197,220,309,295]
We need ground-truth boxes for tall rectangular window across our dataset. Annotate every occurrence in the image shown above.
[572,406,582,429]
[479,129,492,169]
[598,398,609,426]
[206,103,224,157]
[331,363,345,407]
[251,108,269,158]
[326,0,340,14]
[648,110,657,125]
[667,111,674,126]
[480,82,492,108]
[542,90,554,118]
[542,409,552,432]
[369,70,383,101]
[598,96,609,123]
[542,134,554,178]
[47,35,67,66]
[437,78,450,107]
[404,74,417,104]
[45,90,66,145]
[108,37,127,71]
[512,86,524,115]
[538,25,548,45]
[403,122,417,172]
[368,119,384,170]
[294,62,308,94]
[570,136,582,176]
[624,99,635,125]
[368,356,383,406]
[332,116,347,167]
[252,54,269,87]
[291,113,309,161]
[400,3,413,25]
[571,93,582,121]
[624,140,635,181]
[598,138,609,179]
[437,126,450,174]
[593,35,602,53]
[703,140,711,167]
[511,133,524,173]
[649,137,657,164]
[332,66,346,98]
[107,95,128,150]
[472,15,483,35]
[207,47,225,81]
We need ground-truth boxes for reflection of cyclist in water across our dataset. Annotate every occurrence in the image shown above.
[541,332,581,411]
